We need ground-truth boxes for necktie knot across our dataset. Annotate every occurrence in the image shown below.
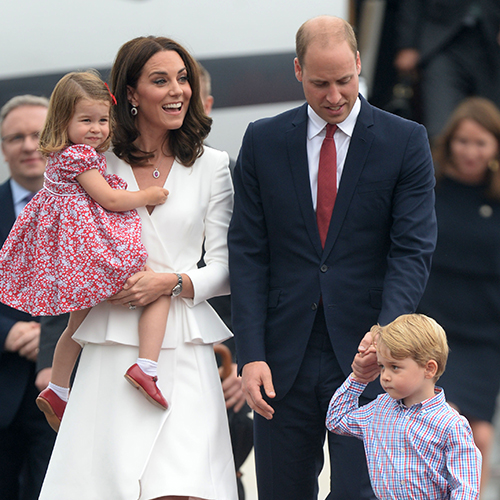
[325,123,337,139]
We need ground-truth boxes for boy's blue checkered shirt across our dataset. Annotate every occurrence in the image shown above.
[326,374,481,499]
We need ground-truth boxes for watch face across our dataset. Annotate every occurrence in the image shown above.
[172,273,182,296]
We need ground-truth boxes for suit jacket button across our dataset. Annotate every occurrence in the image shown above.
[311,303,318,311]
[320,265,328,273]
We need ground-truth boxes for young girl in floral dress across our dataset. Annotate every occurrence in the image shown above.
[0,71,172,431]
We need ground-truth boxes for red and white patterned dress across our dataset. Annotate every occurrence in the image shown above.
[0,144,147,315]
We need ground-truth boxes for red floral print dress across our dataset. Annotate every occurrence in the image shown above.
[0,144,147,315]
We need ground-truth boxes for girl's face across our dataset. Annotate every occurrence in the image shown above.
[67,99,110,149]
[449,118,499,184]
[127,50,192,136]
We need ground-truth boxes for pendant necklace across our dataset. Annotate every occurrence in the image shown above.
[152,156,161,179]
[152,153,171,179]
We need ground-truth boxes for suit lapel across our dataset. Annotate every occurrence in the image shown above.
[322,97,375,261]
[286,104,323,257]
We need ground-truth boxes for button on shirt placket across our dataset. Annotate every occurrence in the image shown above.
[393,405,408,496]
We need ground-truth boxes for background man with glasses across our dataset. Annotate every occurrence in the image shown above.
[0,95,57,500]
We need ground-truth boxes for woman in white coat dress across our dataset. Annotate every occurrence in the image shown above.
[39,36,238,500]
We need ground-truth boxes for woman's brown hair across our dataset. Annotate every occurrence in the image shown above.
[110,36,211,167]
[433,97,500,200]
[39,70,114,156]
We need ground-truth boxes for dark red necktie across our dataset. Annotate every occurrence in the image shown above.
[317,123,337,247]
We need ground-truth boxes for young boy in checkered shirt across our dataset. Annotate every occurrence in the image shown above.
[326,313,481,499]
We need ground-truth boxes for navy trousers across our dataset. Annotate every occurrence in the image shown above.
[253,306,376,500]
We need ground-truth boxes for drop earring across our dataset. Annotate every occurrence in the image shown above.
[488,159,499,172]
[130,104,138,116]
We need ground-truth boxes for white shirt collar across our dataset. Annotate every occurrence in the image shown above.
[10,178,33,206]
[307,96,361,140]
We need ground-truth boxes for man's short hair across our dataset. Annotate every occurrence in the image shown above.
[0,95,49,130]
[295,16,358,67]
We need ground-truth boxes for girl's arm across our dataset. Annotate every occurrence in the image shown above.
[76,168,168,212]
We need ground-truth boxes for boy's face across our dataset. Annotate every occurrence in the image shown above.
[376,342,436,408]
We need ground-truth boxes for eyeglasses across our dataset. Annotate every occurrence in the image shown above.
[1,131,41,146]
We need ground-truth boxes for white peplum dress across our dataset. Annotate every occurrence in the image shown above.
[39,147,238,500]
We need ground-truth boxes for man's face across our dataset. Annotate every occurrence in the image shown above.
[295,40,361,124]
[1,105,47,185]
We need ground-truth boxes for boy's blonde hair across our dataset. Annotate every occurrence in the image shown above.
[39,70,114,156]
[374,314,449,381]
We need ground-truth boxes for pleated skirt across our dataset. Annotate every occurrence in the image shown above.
[39,340,238,500]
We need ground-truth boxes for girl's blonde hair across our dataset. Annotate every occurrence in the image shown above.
[373,313,449,381]
[39,70,114,156]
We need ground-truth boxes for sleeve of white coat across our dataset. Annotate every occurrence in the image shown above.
[186,150,233,306]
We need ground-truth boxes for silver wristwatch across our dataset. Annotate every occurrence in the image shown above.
[171,273,183,297]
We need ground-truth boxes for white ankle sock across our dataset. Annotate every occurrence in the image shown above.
[137,358,158,377]
[48,382,70,402]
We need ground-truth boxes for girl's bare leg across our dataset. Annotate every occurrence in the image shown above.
[50,309,90,388]
[138,295,170,361]
[125,296,171,408]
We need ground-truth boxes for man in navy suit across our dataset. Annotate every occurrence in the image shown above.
[228,16,437,499]
[0,95,56,500]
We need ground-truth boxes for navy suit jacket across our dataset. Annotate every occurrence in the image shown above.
[0,179,40,427]
[228,96,437,400]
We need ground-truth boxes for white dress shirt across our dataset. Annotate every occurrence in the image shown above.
[307,97,361,210]
[10,178,36,217]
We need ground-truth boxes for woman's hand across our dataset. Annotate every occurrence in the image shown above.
[108,265,176,307]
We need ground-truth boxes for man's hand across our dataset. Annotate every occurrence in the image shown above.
[394,48,420,74]
[4,321,40,362]
[222,363,247,412]
[351,329,380,384]
[241,361,275,420]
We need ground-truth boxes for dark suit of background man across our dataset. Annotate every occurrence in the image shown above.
[228,16,437,500]
[395,0,500,141]
[0,95,56,500]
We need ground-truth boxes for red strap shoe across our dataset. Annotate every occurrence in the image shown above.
[125,363,169,410]
[36,387,67,432]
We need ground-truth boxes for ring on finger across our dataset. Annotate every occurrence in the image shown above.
[128,302,136,310]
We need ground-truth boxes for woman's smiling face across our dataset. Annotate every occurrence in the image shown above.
[128,50,192,135]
